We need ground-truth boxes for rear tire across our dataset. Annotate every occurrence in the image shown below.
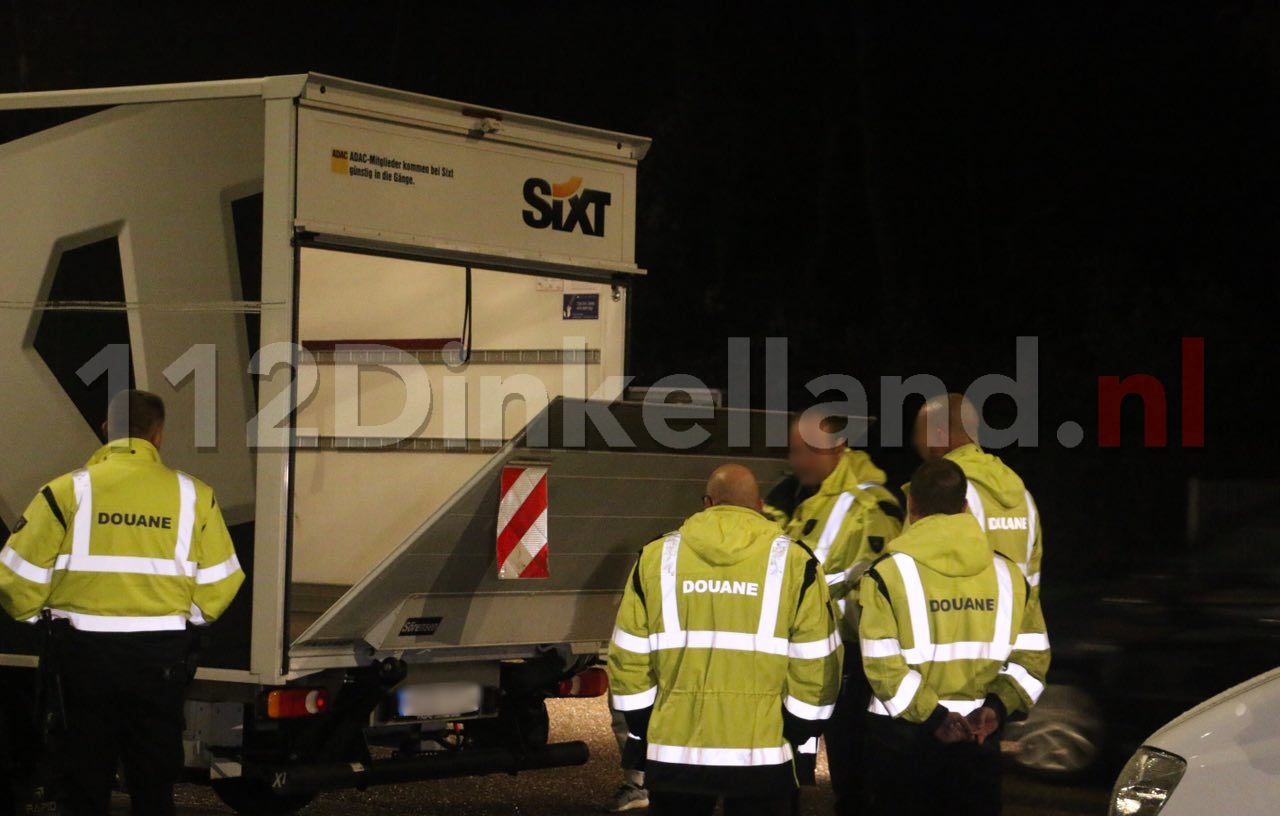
[212,778,315,816]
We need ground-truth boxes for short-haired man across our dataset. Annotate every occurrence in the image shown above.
[609,464,842,815]
[859,459,1049,816]
[0,390,245,816]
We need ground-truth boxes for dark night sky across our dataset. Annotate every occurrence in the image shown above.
[3,3,1278,584]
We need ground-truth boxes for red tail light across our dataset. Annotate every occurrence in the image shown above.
[264,688,329,719]
[556,667,609,698]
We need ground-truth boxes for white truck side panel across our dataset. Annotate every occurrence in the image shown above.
[296,252,626,352]
[0,74,652,685]
[0,99,262,526]
[289,251,627,589]
[295,106,640,273]
[248,95,301,684]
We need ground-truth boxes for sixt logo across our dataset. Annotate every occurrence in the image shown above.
[522,176,611,237]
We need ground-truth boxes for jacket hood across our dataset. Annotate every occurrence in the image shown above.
[887,512,991,577]
[819,450,887,496]
[945,444,1025,509]
[678,505,782,567]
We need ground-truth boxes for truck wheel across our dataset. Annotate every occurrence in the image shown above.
[211,778,315,816]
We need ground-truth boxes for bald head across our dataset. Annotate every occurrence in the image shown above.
[913,393,980,461]
[704,464,762,511]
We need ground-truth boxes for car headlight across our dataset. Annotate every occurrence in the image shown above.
[1110,747,1188,816]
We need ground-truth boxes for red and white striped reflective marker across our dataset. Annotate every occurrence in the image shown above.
[497,465,549,579]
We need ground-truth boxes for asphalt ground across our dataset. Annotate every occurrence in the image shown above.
[110,697,1111,815]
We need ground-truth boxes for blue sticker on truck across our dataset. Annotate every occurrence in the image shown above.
[563,293,599,320]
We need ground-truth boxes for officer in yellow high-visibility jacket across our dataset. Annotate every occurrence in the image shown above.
[0,390,244,816]
[763,413,902,816]
[608,464,843,816]
[766,415,904,624]
[912,393,1044,600]
[860,458,1050,816]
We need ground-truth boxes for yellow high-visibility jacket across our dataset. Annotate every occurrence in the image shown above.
[766,450,903,635]
[906,444,1044,600]
[0,438,245,632]
[859,512,1050,731]
[607,505,843,795]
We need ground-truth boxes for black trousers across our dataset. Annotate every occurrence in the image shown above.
[0,667,36,815]
[864,714,1003,816]
[825,671,872,816]
[56,629,191,816]
[650,790,797,816]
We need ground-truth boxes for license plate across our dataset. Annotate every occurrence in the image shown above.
[396,682,483,719]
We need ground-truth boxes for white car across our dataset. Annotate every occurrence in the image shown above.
[1109,665,1280,814]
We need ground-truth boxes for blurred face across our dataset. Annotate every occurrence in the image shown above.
[913,406,944,462]
[788,420,844,488]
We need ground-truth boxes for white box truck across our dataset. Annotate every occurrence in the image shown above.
[0,74,837,812]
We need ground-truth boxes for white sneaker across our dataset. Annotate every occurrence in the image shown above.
[603,783,650,812]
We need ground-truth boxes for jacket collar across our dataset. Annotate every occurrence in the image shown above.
[85,438,163,467]
[945,442,985,461]
[815,449,886,497]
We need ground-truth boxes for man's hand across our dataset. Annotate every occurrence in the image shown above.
[966,706,1001,745]
[934,712,974,744]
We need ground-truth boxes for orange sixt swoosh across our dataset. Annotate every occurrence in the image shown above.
[551,177,583,198]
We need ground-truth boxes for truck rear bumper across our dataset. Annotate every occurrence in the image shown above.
[224,740,590,795]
